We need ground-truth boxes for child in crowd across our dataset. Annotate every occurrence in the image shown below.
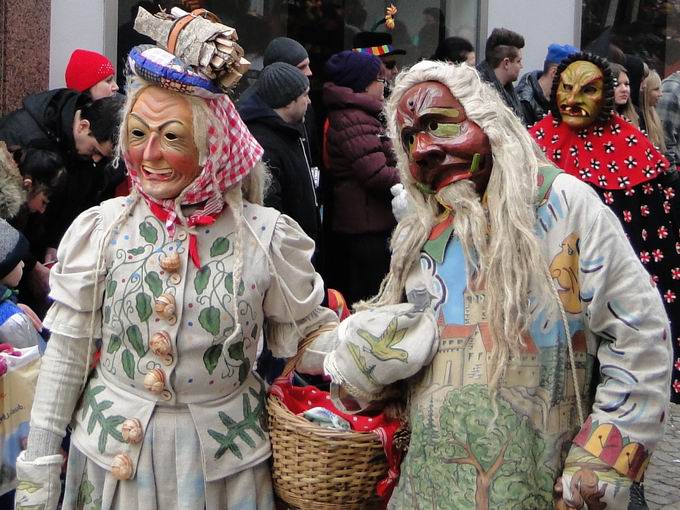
[0,219,45,349]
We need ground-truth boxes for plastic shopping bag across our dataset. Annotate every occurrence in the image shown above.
[0,345,40,496]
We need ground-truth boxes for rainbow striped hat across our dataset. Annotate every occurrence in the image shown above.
[351,32,406,57]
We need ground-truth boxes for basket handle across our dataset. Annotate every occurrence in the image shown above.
[280,323,337,378]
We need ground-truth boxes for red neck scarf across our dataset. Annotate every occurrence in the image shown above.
[148,201,218,268]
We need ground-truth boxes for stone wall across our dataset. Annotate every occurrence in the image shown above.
[0,0,51,116]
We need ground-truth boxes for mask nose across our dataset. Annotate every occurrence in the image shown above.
[412,133,445,169]
[142,132,162,161]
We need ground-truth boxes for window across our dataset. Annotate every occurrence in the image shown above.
[581,0,679,77]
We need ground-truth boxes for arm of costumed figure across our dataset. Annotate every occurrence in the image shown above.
[261,214,340,373]
[559,190,671,509]
[15,207,106,510]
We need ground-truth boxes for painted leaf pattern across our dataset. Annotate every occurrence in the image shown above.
[81,377,126,454]
[139,220,158,244]
[207,386,267,460]
[135,292,152,322]
[126,325,145,357]
[145,271,163,298]
[122,349,135,379]
[224,272,245,295]
[199,306,220,336]
[194,266,211,295]
[203,344,223,375]
[210,237,230,257]
[107,334,122,354]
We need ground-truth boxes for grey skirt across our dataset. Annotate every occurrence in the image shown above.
[62,405,274,510]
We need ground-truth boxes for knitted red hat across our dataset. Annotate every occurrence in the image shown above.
[64,49,114,92]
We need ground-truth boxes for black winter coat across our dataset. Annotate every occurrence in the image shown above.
[516,70,550,127]
[0,89,111,252]
[238,93,320,243]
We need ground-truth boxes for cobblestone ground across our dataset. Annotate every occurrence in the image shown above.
[645,403,680,509]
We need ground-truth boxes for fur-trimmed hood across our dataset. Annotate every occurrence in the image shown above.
[0,142,26,220]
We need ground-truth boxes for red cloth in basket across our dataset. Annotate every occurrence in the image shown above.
[270,377,403,502]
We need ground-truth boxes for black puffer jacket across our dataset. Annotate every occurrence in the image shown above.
[516,70,550,127]
[239,93,320,243]
[0,89,110,252]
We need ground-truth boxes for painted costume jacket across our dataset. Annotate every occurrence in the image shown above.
[530,113,680,404]
[330,170,671,509]
[42,195,334,482]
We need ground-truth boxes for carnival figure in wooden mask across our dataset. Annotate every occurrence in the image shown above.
[14,8,340,510]
[322,61,671,509]
[530,52,680,410]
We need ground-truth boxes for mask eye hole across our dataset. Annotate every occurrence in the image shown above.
[429,121,461,138]
[402,132,416,152]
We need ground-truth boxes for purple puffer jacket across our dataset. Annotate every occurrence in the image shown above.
[323,82,400,234]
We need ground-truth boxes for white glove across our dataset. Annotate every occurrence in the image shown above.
[390,183,410,222]
[14,451,63,510]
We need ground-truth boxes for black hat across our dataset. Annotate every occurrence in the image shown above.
[257,62,310,109]
[263,37,309,67]
[352,32,406,57]
[0,219,28,280]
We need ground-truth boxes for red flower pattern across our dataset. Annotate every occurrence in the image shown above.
[673,267,680,280]
[653,249,664,262]
[640,251,651,263]
[623,210,632,223]
[659,226,669,239]
[640,205,650,216]
[665,289,676,303]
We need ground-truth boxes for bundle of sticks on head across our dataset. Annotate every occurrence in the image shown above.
[134,6,250,90]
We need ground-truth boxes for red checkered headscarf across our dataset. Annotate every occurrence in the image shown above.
[124,92,263,234]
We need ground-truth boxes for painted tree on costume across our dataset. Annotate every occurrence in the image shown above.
[396,384,553,509]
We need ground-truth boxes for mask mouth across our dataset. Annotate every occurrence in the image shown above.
[142,165,174,180]
[560,104,590,118]
[423,153,483,193]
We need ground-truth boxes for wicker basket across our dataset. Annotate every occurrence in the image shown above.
[267,328,388,510]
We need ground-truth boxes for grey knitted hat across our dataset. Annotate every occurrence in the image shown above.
[263,37,308,67]
[0,219,28,280]
[257,62,309,109]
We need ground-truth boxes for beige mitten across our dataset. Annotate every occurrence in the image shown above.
[324,303,438,401]
[14,451,63,510]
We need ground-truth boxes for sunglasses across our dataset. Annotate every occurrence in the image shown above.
[384,60,398,70]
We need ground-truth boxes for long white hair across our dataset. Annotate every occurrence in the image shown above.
[359,61,556,392]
